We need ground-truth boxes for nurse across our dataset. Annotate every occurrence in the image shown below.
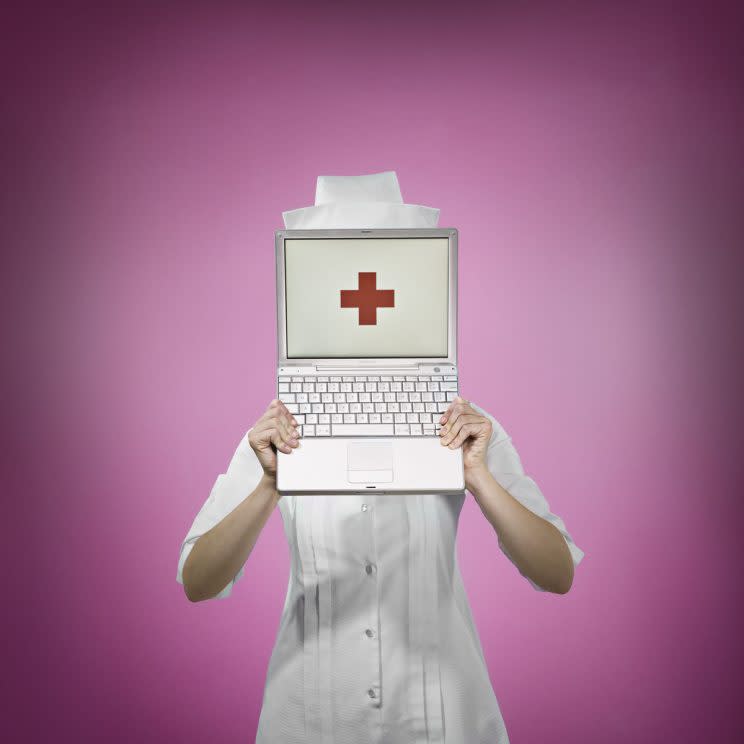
[177,171,584,743]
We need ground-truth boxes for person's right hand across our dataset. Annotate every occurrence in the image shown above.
[248,399,301,479]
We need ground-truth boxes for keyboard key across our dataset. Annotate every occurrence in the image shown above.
[411,424,423,435]
[304,425,316,436]
[332,424,394,436]
[394,424,411,435]
[441,382,458,391]
[315,424,331,436]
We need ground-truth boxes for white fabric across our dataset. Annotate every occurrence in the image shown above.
[282,169,440,229]
[315,170,404,205]
[176,175,584,741]
[176,407,584,743]
[283,202,440,229]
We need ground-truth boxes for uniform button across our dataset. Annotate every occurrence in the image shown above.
[368,688,376,698]
[365,563,374,575]
[365,628,375,638]
[361,503,368,512]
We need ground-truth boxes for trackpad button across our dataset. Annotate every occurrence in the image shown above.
[347,441,393,483]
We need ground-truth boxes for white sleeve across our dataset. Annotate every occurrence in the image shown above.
[469,402,585,591]
[176,429,264,599]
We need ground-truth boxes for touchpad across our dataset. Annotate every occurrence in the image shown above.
[347,441,393,483]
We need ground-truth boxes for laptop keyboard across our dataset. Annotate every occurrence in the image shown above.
[278,374,458,437]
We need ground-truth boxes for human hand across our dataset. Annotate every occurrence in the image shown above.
[438,396,492,472]
[248,399,300,479]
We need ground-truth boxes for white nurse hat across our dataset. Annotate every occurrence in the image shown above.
[282,170,440,229]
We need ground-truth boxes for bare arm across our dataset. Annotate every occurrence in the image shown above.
[182,473,279,602]
[439,396,574,595]
[465,466,574,594]
[182,399,300,602]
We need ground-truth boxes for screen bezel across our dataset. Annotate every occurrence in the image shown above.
[275,228,458,367]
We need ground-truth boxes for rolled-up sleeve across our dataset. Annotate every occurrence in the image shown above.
[470,402,585,591]
[176,429,264,599]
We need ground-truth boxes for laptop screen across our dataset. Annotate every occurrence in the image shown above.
[284,237,449,358]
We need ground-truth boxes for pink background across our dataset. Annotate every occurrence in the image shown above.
[6,2,743,742]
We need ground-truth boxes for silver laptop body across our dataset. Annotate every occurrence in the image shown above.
[275,228,464,495]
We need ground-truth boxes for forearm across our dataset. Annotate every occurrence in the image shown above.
[182,473,280,601]
[466,466,574,594]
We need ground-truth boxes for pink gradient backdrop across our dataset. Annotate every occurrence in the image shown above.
[6,2,743,742]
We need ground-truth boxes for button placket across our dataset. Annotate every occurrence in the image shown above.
[364,500,381,708]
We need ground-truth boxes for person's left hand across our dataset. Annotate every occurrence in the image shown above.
[438,396,492,472]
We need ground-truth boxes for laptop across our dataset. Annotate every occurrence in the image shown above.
[275,228,464,495]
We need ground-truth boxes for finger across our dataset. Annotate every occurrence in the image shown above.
[440,413,481,445]
[268,428,293,454]
[439,401,472,431]
[253,419,296,451]
[440,396,471,425]
[447,422,478,449]
[273,411,300,445]
[276,400,299,429]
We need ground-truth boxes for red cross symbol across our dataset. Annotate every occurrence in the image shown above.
[340,272,395,325]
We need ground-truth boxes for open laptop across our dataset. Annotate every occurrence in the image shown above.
[275,228,464,495]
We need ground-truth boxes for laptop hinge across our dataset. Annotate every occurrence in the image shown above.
[315,363,420,371]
